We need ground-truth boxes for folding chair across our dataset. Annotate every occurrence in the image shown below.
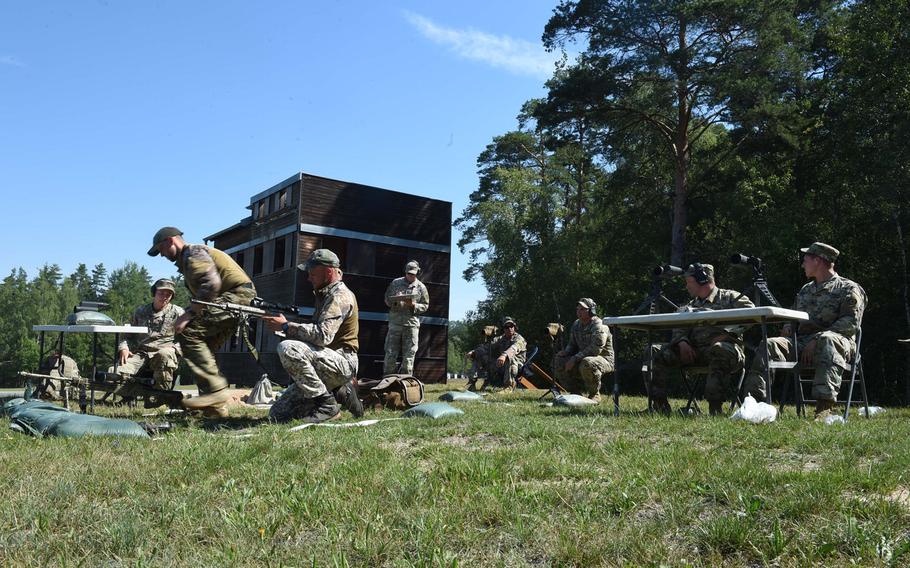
[777,327,870,420]
[680,367,746,415]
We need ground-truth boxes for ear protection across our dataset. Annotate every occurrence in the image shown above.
[690,262,710,285]
[588,301,598,316]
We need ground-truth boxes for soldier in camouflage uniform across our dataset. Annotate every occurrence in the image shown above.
[742,242,866,419]
[383,260,429,375]
[110,278,184,399]
[262,249,363,423]
[37,351,80,400]
[554,298,614,402]
[466,317,527,391]
[645,263,755,416]
[148,226,256,417]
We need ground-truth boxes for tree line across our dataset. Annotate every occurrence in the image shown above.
[0,262,189,385]
[453,0,910,402]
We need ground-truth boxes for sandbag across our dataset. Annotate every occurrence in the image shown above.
[65,310,115,325]
[402,402,464,419]
[2,399,149,439]
[439,390,483,402]
[552,394,598,407]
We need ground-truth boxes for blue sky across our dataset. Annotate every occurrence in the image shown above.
[0,1,566,319]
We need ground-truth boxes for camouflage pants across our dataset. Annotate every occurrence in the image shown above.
[178,285,256,394]
[383,324,419,375]
[742,332,854,402]
[269,339,359,422]
[109,347,179,390]
[468,344,523,388]
[554,354,614,397]
[644,341,744,402]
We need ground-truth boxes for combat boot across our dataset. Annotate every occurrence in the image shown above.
[333,381,364,418]
[301,392,341,424]
[182,388,232,411]
[201,403,229,419]
[651,397,672,416]
[708,400,725,417]
[814,398,836,421]
[466,380,478,392]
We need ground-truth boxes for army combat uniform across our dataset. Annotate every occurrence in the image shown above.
[554,317,615,398]
[383,272,429,375]
[270,280,360,422]
[112,301,184,394]
[177,244,256,395]
[646,287,754,404]
[38,353,80,400]
[743,274,866,402]
[469,331,527,389]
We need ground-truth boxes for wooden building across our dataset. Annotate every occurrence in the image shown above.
[204,172,451,385]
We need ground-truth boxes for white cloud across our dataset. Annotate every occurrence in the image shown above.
[403,11,558,79]
[0,55,25,68]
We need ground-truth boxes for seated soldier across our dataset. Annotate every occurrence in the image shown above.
[554,298,614,402]
[110,278,184,399]
[38,351,80,400]
[645,263,754,416]
[466,317,527,391]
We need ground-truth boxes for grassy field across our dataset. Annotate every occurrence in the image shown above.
[1,381,908,567]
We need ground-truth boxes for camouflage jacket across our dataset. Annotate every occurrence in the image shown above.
[491,332,527,364]
[176,244,251,301]
[385,276,429,327]
[670,287,755,348]
[117,302,185,354]
[287,280,359,351]
[40,354,80,378]
[565,316,614,363]
[791,274,866,340]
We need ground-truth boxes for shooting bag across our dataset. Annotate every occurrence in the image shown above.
[358,374,424,411]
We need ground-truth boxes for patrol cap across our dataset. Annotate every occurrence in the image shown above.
[683,263,714,278]
[577,298,596,311]
[148,227,183,256]
[151,278,176,296]
[297,248,340,271]
[800,242,839,263]
[501,316,516,328]
[405,260,420,275]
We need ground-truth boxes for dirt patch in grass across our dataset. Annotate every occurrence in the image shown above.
[886,486,910,510]
[767,449,824,472]
[633,499,666,521]
[437,432,508,451]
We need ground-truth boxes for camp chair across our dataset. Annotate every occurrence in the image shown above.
[680,366,746,415]
[776,327,869,420]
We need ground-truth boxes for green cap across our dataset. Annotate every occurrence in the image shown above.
[405,260,420,275]
[148,227,183,256]
[298,248,340,271]
[151,278,176,297]
[800,242,839,263]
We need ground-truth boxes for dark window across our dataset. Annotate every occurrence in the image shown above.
[375,245,408,278]
[235,251,245,271]
[253,245,263,275]
[273,237,287,271]
[346,240,375,275]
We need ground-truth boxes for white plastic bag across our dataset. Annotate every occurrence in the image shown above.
[857,405,884,417]
[730,395,777,424]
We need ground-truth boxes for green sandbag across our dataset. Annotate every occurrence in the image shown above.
[402,402,464,419]
[2,399,149,439]
[439,391,483,402]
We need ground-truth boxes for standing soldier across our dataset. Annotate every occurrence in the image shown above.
[466,317,527,391]
[743,242,866,419]
[554,298,614,402]
[383,260,429,376]
[111,278,184,399]
[148,226,256,417]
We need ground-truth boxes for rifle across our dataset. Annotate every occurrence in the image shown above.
[18,371,184,410]
[191,297,303,318]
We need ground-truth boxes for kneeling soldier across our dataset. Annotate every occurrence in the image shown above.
[554,298,614,402]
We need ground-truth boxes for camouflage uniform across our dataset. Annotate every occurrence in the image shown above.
[110,302,184,393]
[38,354,80,400]
[469,331,527,388]
[554,317,615,397]
[176,244,256,394]
[270,281,360,422]
[646,287,754,402]
[743,274,866,401]
[383,275,429,375]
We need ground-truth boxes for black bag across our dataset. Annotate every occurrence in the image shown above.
[357,374,424,410]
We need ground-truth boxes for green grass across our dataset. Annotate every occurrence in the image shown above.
[1,382,909,567]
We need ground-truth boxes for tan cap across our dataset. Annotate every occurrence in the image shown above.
[800,242,839,263]
[405,261,420,275]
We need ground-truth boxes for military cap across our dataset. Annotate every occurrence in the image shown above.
[405,260,420,275]
[151,278,176,296]
[577,298,597,311]
[501,316,517,328]
[683,263,714,278]
[147,227,183,256]
[800,242,839,263]
[298,248,340,271]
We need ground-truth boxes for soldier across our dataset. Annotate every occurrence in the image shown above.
[743,242,866,420]
[554,298,614,402]
[37,351,80,400]
[148,226,256,417]
[261,249,363,423]
[110,278,184,399]
[645,263,755,416]
[465,317,527,391]
[383,260,429,376]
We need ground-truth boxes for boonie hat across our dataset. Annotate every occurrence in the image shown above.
[298,248,340,271]
[148,227,183,256]
[800,242,839,263]
[405,261,420,275]
[151,278,176,296]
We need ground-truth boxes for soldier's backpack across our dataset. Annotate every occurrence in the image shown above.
[357,374,425,411]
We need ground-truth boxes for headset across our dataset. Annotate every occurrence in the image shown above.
[578,298,597,316]
[689,262,711,285]
[406,260,421,276]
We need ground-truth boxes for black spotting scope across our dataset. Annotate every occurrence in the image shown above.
[652,264,684,278]
[730,253,763,268]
